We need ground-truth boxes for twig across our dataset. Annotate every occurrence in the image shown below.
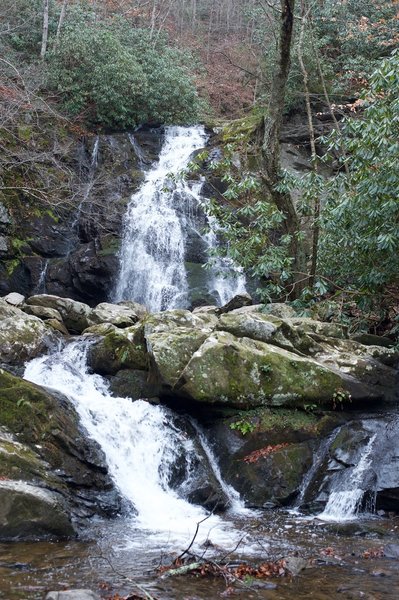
[176,512,213,562]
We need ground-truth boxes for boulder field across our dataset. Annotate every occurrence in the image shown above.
[0,291,398,539]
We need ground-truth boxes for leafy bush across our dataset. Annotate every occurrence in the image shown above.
[47,16,201,128]
[320,51,399,295]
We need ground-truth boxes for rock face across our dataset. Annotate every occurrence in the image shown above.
[0,128,164,304]
[1,290,399,523]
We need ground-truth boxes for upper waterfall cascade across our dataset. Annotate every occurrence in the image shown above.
[114,125,245,312]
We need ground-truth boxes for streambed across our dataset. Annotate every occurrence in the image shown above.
[1,511,399,599]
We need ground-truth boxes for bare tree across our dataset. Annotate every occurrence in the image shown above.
[260,0,307,295]
[40,0,49,58]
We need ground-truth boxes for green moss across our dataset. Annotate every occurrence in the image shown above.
[220,112,263,145]
[5,259,20,276]
[17,125,33,142]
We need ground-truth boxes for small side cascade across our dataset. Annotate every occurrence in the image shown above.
[71,135,100,237]
[189,182,246,306]
[293,429,341,510]
[35,258,49,294]
[128,133,146,168]
[318,433,377,521]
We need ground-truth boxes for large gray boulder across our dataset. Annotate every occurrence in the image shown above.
[0,481,74,540]
[26,294,92,333]
[88,302,140,328]
[0,300,60,366]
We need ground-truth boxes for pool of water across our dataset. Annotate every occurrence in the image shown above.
[1,511,398,600]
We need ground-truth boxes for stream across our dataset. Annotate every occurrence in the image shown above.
[0,342,396,599]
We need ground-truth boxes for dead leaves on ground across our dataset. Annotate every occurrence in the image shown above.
[242,443,290,463]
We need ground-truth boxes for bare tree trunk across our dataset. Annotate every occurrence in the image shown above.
[40,0,49,59]
[298,0,319,286]
[261,0,307,296]
[56,0,68,42]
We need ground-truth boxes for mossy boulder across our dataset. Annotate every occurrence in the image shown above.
[224,441,313,507]
[87,323,148,375]
[146,328,210,388]
[0,308,60,366]
[176,331,348,409]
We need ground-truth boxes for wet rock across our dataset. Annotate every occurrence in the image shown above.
[26,294,91,333]
[108,369,160,400]
[0,202,12,232]
[45,591,100,600]
[284,556,309,576]
[0,481,74,541]
[383,544,399,559]
[68,239,120,304]
[89,302,139,328]
[216,292,253,314]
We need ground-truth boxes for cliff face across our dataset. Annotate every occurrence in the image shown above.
[0,117,164,305]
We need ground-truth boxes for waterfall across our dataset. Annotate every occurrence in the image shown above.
[71,135,100,235]
[114,125,245,312]
[24,340,252,551]
[35,258,49,294]
[128,133,146,168]
[318,433,377,521]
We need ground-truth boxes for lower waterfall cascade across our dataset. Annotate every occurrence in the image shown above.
[113,125,246,312]
[23,340,255,553]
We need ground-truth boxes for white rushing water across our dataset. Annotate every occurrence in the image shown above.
[114,126,245,312]
[318,433,377,521]
[24,340,253,552]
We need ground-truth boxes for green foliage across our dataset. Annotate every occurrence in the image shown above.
[314,0,399,93]
[229,417,257,436]
[320,51,399,295]
[204,133,295,301]
[47,13,200,128]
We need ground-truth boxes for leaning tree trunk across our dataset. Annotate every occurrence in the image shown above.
[40,0,49,59]
[261,0,307,297]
